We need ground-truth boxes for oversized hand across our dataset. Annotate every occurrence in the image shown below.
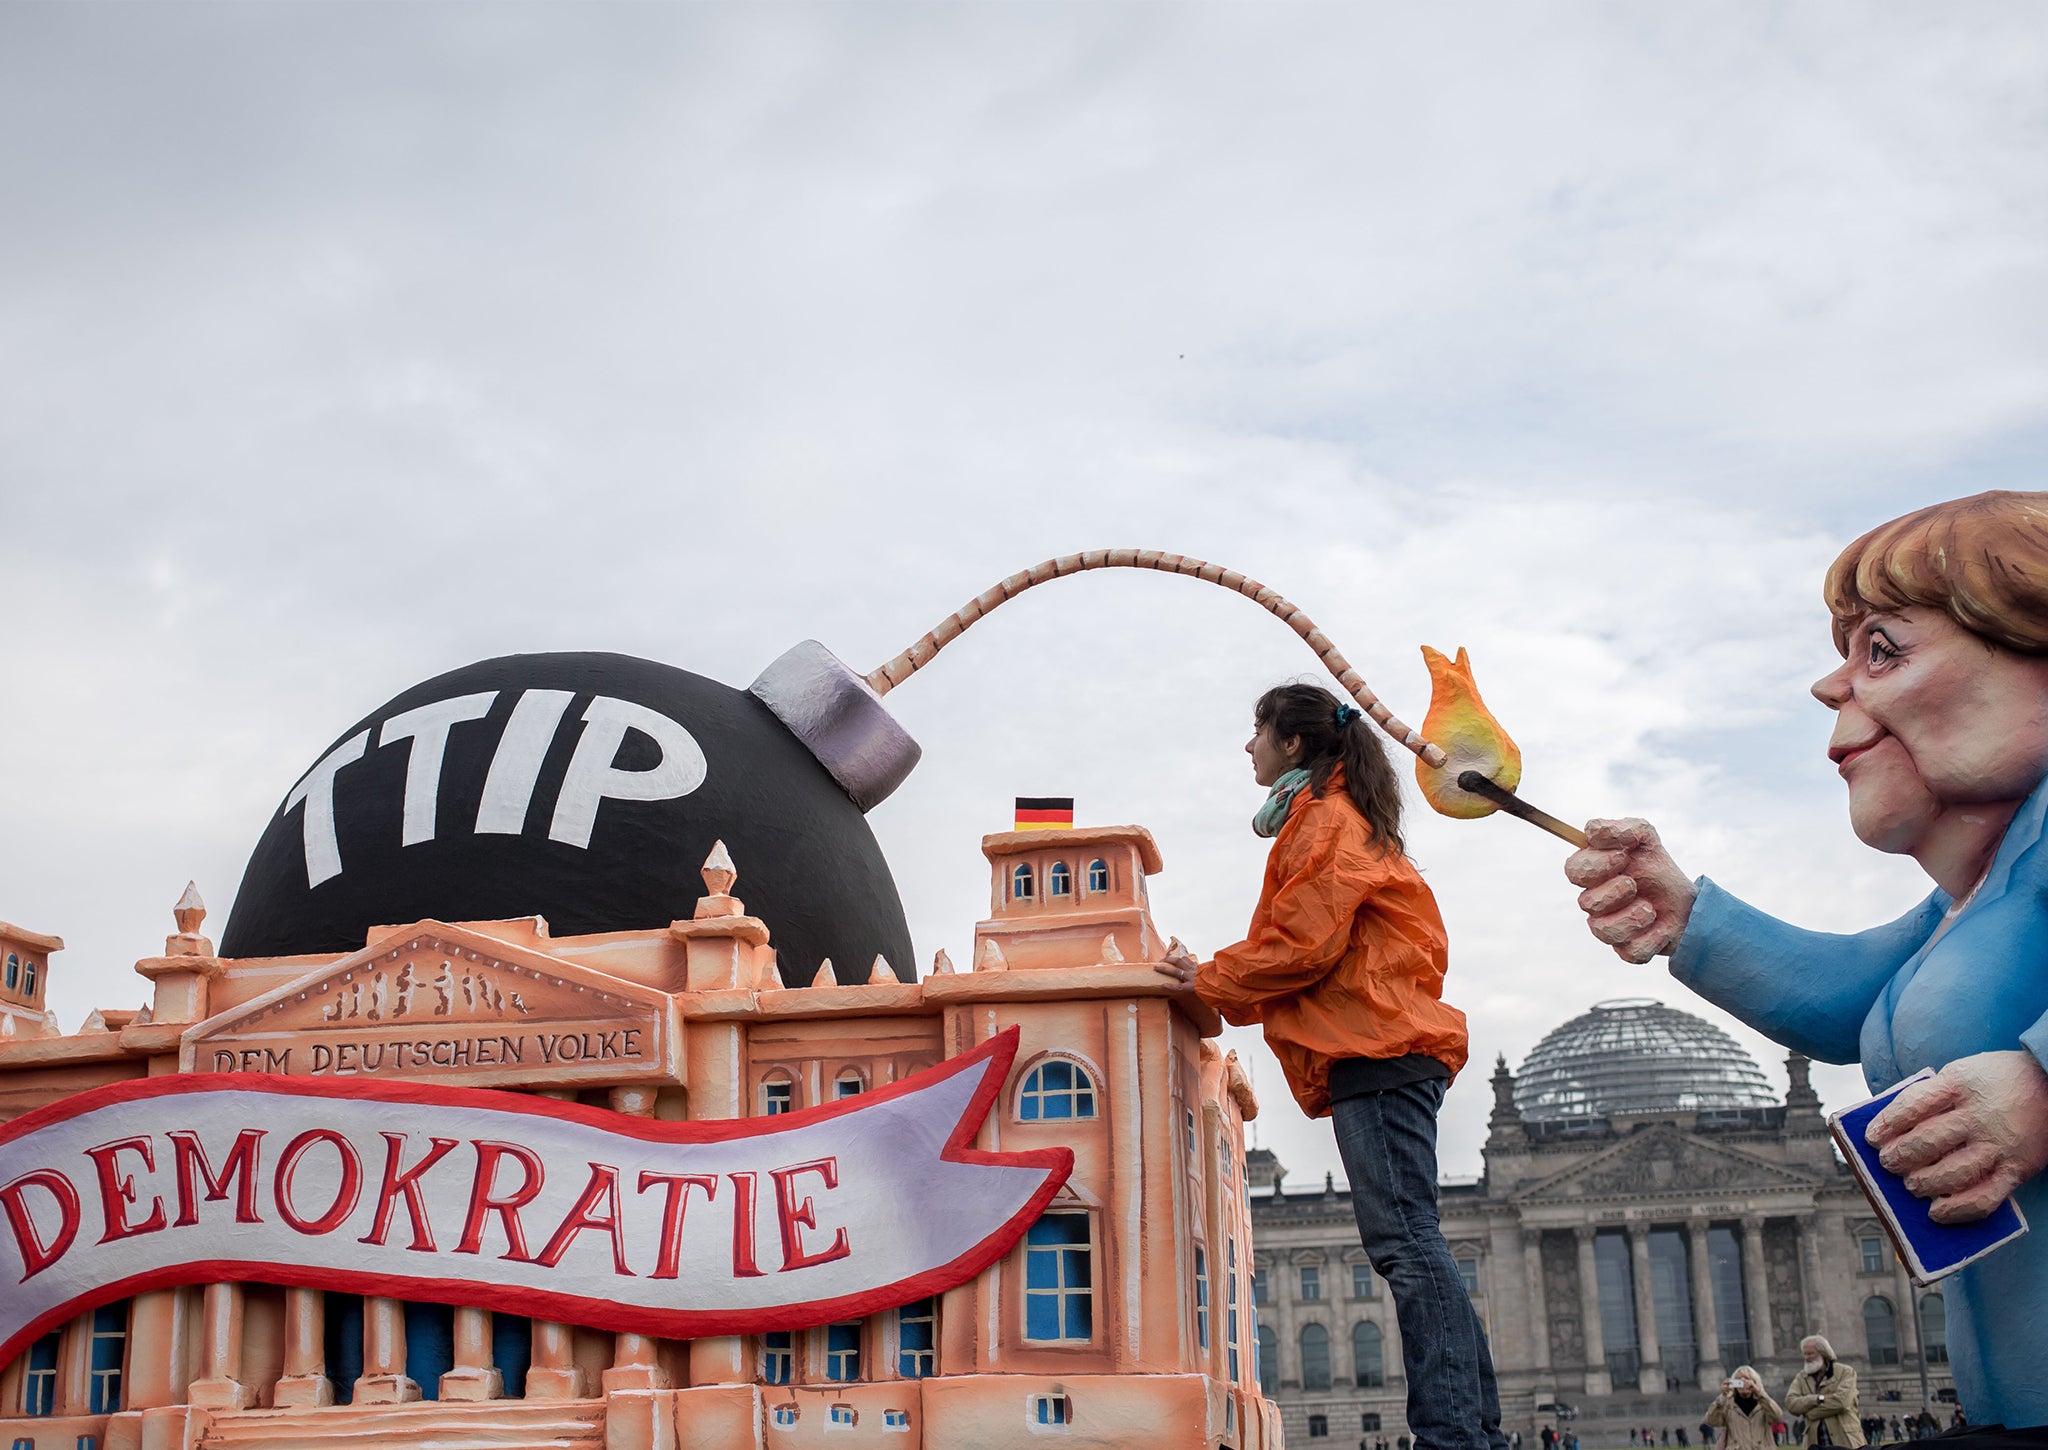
[1866,1049,2048,1223]
[1563,818,1699,964]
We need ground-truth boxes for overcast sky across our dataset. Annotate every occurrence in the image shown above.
[4,3,2046,1190]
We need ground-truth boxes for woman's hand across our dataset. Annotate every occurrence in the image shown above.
[1866,1049,2048,1223]
[1155,937,1200,992]
[1563,818,1699,964]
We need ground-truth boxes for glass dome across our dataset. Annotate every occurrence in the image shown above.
[1513,998,1778,1122]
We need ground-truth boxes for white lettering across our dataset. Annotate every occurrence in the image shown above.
[475,689,575,835]
[378,693,498,846]
[548,697,707,850]
[284,731,371,887]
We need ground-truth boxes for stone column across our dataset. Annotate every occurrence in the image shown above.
[354,1297,421,1403]
[1574,1227,1610,1396]
[1894,1256,1925,1369]
[440,1308,503,1402]
[527,1087,594,1400]
[273,1287,335,1406]
[187,1282,256,1409]
[1687,1221,1723,1389]
[1627,1224,1663,1394]
[1795,1215,1830,1341]
[603,1085,671,1393]
[1740,1217,1775,1361]
[1521,1228,1551,1372]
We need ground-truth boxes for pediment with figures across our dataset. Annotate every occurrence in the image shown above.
[182,920,674,1086]
[1514,1124,1819,1203]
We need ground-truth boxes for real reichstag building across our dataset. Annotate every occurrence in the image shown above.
[1249,999,1956,1447]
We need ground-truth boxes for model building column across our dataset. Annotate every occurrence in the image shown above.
[1521,1229,1551,1372]
[273,1288,335,1406]
[1574,1227,1610,1396]
[676,848,763,1389]
[1739,1216,1775,1360]
[1626,1223,1663,1394]
[526,1090,594,1400]
[188,1282,257,1409]
[124,1288,195,1409]
[355,1296,421,1403]
[440,1308,503,1402]
[603,1085,670,1393]
[1687,1220,1723,1390]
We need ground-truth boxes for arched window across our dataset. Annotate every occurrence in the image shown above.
[1352,1320,1384,1387]
[834,1068,866,1099]
[1300,1322,1331,1391]
[1256,1324,1278,1395]
[1011,864,1034,902]
[761,1072,794,1116]
[1048,862,1072,898]
[1863,1295,1900,1366]
[4,953,15,991]
[1087,859,1109,892]
[22,959,34,998]
[1921,1293,1947,1365]
[1018,1058,1096,1120]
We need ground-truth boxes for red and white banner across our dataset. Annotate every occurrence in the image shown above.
[0,1026,1067,1365]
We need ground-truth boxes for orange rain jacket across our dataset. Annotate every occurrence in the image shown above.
[1197,770,1469,1118]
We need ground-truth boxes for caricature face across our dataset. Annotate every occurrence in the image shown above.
[1811,606,2048,854]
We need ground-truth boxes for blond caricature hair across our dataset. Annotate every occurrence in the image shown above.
[1825,491,2048,656]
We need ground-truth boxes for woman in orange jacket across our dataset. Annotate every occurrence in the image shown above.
[1159,682,1503,1450]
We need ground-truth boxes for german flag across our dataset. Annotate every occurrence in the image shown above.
[1014,797,1074,831]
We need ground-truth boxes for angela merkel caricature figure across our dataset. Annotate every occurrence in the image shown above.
[1566,492,2048,1428]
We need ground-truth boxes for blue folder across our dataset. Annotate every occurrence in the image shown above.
[1829,1069,2028,1284]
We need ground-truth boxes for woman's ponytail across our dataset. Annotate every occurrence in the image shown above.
[1253,683,1406,855]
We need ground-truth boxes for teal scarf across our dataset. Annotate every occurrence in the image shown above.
[1254,768,1312,838]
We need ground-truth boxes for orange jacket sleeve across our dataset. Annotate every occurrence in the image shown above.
[1198,812,1384,1024]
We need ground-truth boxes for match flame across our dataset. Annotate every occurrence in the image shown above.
[1415,646,1522,819]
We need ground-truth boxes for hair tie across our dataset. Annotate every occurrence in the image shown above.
[1335,704,1362,729]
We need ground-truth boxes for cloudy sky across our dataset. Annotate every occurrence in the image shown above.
[4,3,2046,1189]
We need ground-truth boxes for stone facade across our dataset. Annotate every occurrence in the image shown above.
[1249,1043,1959,1446]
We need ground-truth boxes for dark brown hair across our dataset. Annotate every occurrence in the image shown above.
[1254,682,1405,855]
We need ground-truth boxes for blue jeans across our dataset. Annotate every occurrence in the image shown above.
[1332,1079,1506,1450]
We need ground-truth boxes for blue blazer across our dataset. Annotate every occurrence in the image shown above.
[1671,774,2048,1428]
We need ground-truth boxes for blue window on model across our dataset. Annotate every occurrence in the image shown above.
[1024,1212,1093,1341]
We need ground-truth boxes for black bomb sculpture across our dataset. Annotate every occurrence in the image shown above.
[220,644,920,984]
[225,548,1527,985]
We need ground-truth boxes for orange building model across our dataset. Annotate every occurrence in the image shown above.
[0,825,1281,1450]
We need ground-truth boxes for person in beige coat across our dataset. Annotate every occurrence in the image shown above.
[1785,1337,1865,1449]
[1706,1365,1785,1450]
